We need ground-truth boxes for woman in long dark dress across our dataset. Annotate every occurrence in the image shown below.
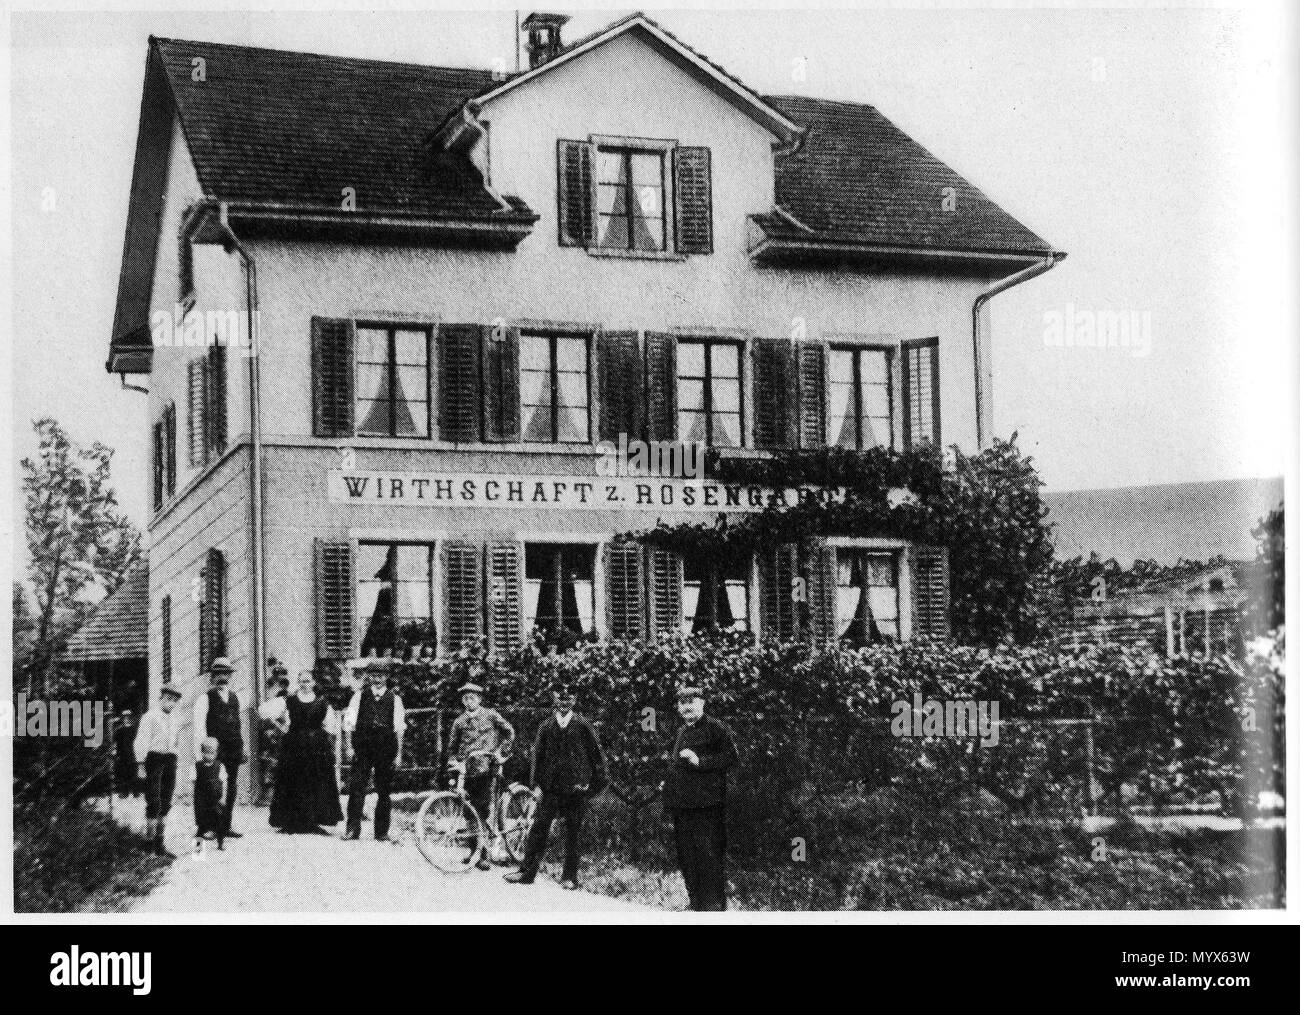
[269,671,344,833]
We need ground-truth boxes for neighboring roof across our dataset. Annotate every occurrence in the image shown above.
[759,95,1059,262]
[62,563,149,664]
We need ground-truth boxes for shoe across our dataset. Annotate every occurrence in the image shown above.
[475,858,492,871]
[375,834,390,842]
[225,830,243,839]
[560,879,580,891]
[342,830,360,841]
[503,871,534,885]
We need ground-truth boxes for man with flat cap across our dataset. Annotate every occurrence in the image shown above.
[663,685,739,911]
[192,657,247,838]
[506,684,607,890]
[133,683,185,857]
[447,680,515,869]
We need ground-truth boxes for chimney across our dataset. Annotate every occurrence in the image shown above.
[521,12,569,69]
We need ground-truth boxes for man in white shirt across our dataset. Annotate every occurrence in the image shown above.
[342,667,405,842]
[133,683,184,857]
[191,658,246,838]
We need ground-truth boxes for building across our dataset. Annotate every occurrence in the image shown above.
[1058,561,1250,657]
[60,561,149,715]
[107,12,1063,794]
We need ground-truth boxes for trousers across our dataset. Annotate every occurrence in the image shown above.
[144,752,177,820]
[521,791,587,881]
[671,805,728,911]
[346,748,396,838]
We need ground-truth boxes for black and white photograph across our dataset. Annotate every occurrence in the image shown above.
[4,0,1295,956]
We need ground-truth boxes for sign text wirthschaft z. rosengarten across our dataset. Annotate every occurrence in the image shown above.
[326,471,845,512]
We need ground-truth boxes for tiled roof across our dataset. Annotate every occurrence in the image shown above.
[151,37,534,221]
[764,95,1057,257]
[147,37,1053,257]
[62,563,149,664]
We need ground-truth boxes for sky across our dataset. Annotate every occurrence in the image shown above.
[6,2,1294,545]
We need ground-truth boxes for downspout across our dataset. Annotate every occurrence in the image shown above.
[971,251,1064,449]
[212,201,266,789]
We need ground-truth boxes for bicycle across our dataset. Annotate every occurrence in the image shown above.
[415,750,536,874]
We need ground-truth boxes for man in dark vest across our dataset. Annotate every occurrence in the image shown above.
[505,684,607,890]
[343,666,405,841]
[192,657,246,838]
[662,685,738,911]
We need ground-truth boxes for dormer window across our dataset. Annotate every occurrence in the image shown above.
[558,136,713,258]
[597,146,665,252]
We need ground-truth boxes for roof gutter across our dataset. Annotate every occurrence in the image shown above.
[971,251,1065,449]
[209,201,267,758]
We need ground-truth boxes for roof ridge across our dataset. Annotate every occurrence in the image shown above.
[150,35,504,80]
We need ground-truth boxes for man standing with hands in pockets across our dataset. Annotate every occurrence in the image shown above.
[663,686,739,911]
[343,666,405,842]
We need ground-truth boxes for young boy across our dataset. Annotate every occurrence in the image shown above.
[194,737,227,850]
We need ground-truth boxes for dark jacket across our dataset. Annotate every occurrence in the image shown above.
[529,714,608,796]
[353,686,398,757]
[662,714,739,809]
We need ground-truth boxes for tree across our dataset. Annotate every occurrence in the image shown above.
[1247,504,1284,632]
[21,417,142,692]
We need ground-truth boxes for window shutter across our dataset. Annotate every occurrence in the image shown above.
[596,330,644,443]
[152,421,164,511]
[759,543,799,642]
[901,338,940,449]
[487,541,523,654]
[207,343,227,455]
[644,332,678,442]
[312,317,355,439]
[201,548,226,670]
[910,544,950,641]
[188,358,208,468]
[438,324,483,442]
[605,539,645,640]
[673,146,713,255]
[482,326,521,443]
[797,341,827,449]
[161,594,173,683]
[314,539,354,660]
[647,547,683,639]
[164,403,177,496]
[443,541,483,652]
[557,139,596,247]
[805,542,838,646]
[753,338,798,450]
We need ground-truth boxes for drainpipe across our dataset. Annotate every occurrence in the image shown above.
[971,251,1064,449]
[212,201,266,788]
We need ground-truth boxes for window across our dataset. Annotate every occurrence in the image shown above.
[830,347,893,450]
[356,326,430,438]
[683,555,751,634]
[677,339,742,447]
[161,595,172,683]
[835,551,900,643]
[152,405,176,511]
[524,544,596,638]
[597,147,666,252]
[357,543,437,658]
[521,333,590,443]
[901,337,940,449]
[199,549,226,672]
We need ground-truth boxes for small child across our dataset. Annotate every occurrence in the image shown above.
[194,737,227,849]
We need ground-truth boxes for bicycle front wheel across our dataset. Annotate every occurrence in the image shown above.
[415,792,483,874]
[499,785,537,863]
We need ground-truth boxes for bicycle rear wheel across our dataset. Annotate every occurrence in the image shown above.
[415,792,483,874]
[499,785,537,863]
